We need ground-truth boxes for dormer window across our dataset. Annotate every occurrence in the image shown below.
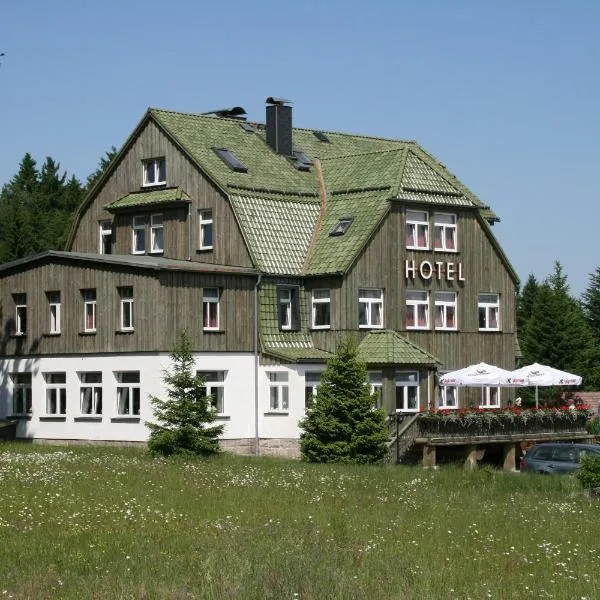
[142,157,166,186]
[329,217,353,237]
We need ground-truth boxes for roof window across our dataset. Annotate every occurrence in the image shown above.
[240,122,257,133]
[313,131,330,143]
[329,217,354,237]
[292,150,313,172]
[213,148,248,173]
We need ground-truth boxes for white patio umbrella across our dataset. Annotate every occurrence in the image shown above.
[439,362,520,387]
[509,362,582,409]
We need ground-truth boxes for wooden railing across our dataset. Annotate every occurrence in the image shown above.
[386,413,420,463]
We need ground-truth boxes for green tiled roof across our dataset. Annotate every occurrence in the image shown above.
[357,330,441,366]
[105,187,190,211]
[230,194,319,274]
[306,189,391,275]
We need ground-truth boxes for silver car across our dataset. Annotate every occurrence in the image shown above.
[520,442,600,474]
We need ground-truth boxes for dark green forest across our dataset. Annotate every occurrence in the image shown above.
[1,152,600,392]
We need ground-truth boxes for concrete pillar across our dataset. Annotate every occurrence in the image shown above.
[502,443,518,472]
[423,445,436,468]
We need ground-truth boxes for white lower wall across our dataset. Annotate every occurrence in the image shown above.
[0,354,324,444]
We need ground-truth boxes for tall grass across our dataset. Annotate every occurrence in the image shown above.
[0,443,597,599]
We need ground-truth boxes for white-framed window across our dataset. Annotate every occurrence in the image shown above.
[13,293,27,336]
[359,288,383,329]
[47,291,61,334]
[406,210,429,250]
[406,290,429,329]
[199,210,213,250]
[44,372,67,415]
[132,216,146,254]
[116,371,140,415]
[119,287,134,331]
[197,371,226,414]
[268,372,289,412]
[368,371,383,409]
[434,291,457,330]
[480,386,500,409]
[82,289,97,332]
[304,371,321,409]
[311,289,330,329]
[99,221,113,254]
[150,214,164,253]
[438,377,458,409]
[278,286,300,331]
[478,293,500,331]
[11,373,32,415]
[79,372,102,415]
[433,212,457,251]
[142,157,166,187]
[395,371,419,412]
[203,288,220,330]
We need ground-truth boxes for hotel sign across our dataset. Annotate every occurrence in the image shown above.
[405,260,465,282]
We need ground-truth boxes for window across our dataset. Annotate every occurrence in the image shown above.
[434,292,457,330]
[82,289,97,332]
[434,213,457,251]
[199,210,213,250]
[406,210,429,250]
[304,372,321,409]
[99,221,113,254]
[213,148,248,173]
[13,293,27,335]
[268,372,289,412]
[119,287,134,331]
[203,288,220,330]
[480,386,500,408]
[438,376,458,409]
[198,371,226,414]
[311,289,330,329]
[395,371,419,412]
[44,372,66,415]
[11,373,32,415]
[278,286,300,331]
[329,217,353,237]
[406,290,429,329]
[358,289,383,329]
[116,371,140,415]
[46,291,61,334]
[132,216,146,254]
[150,214,164,253]
[142,157,166,186]
[478,293,500,331]
[79,372,102,415]
[369,371,383,409]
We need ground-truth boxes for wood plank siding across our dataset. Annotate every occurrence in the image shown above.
[308,204,517,371]
[0,261,257,356]
[70,120,253,268]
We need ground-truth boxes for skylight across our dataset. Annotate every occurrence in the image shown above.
[213,148,248,173]
[240,122,257,133]
[292,150,313,172]
[313,131,330,143]
[329,217,353,237]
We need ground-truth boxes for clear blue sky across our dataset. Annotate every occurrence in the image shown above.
[1,1,598,296]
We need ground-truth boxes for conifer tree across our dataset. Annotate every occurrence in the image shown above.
[148,330,224,457]
[582,266,600,345]
[299,338,388,464]
[517,274,539,334]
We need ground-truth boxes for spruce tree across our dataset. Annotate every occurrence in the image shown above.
[86,146,117,191]
[148,331,224,457]
[582,266,600,345]
[299,338,388,464]
[517,274,539,334]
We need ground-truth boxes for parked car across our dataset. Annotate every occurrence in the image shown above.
[520,442,600,474]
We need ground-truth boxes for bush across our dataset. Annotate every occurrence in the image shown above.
[147,330,224,457]
[577,453,600,490]
[299,338,388,464]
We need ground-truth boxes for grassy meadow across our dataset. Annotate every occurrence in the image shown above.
[0,443,598,599]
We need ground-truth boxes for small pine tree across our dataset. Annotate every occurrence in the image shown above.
[299,338,388,464]
[148,330,224,457]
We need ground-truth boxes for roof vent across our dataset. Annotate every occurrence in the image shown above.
[266,97,293,156]
[202,106,247,120]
